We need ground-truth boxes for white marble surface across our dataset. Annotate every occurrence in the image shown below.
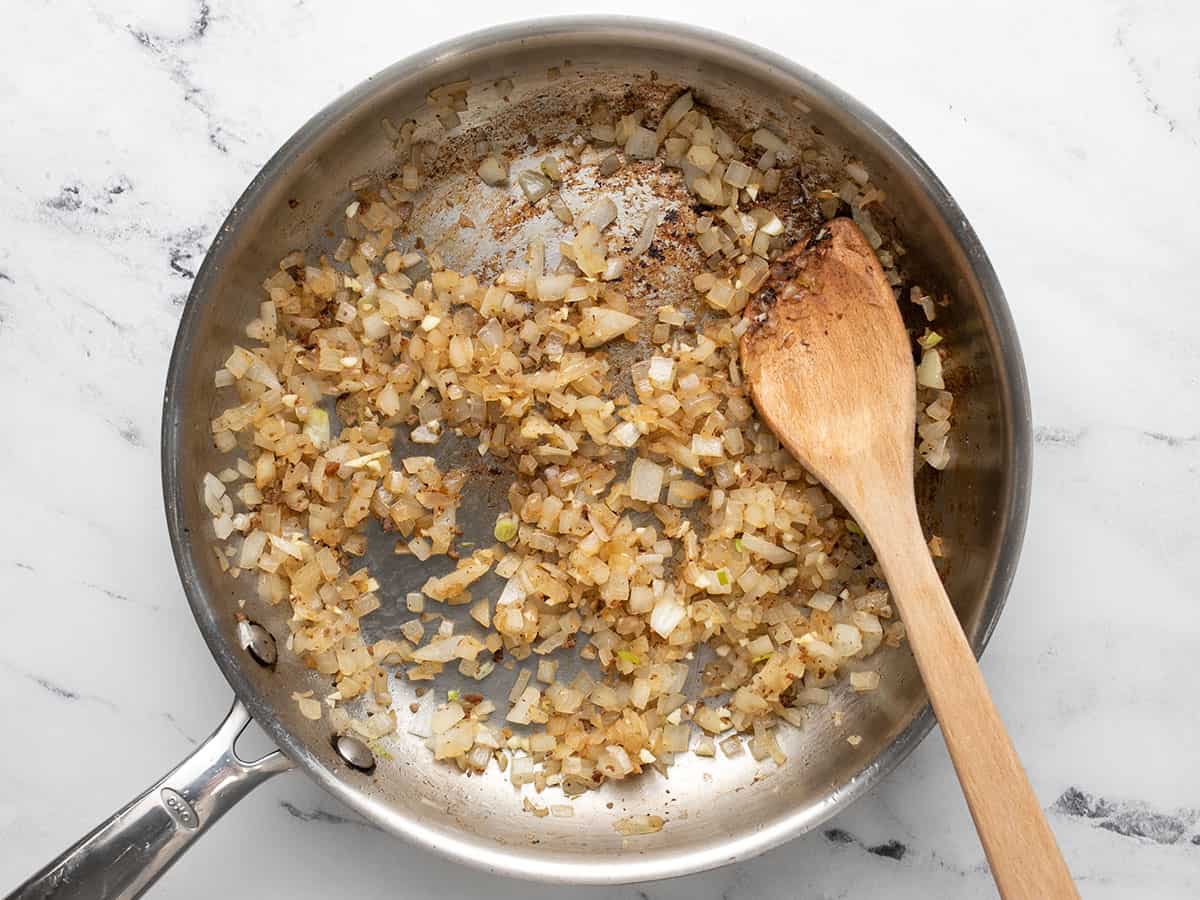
[1,1,1197,897]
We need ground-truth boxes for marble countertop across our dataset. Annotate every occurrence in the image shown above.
[2,1,1197,897]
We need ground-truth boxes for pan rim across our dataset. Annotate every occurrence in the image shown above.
[162,14,1032,885]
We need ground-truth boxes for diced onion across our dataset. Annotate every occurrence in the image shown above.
[303,408,330,449]
[917,348,945,389]
[494,516,518,542]
[625,125,657,159]
[629,457,664,502]
[752,128,786,153]
[614,815,665,836]
[850,671,880,692]
[581,197,618,231]
[739,532,795,564]
[631,203,661,258]
[518,169,553,202]
[578,307,638,347]
[478,156,508,185]
[656,91,693,143]
[548,192,573,224]
[650,599,686,638]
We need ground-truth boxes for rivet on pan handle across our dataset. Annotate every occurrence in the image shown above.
[6,699,294,900]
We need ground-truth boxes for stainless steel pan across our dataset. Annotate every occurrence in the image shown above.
[11,17,1030,898]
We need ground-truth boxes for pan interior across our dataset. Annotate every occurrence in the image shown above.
[165,21,1022,882]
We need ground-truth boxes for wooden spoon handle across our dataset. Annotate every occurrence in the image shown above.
[874,511,1078,899]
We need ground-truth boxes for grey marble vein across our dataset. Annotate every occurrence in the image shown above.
[163,712,199,745]
[81,580,162,612]
[1055,788,1199,847]
[17,669,118,711]
[122,2,238,155]
[106,416,146,448]
[1113,6,1199,148]
[1115,25,1182,140]
[83,582,133,603]
[1144,430,1200,448]
[36,176,211,289]
[1034,424,1087,447]
[822,828,909,862]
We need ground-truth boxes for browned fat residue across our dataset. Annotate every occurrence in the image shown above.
[940,358,979,396]
[484,195,544,244]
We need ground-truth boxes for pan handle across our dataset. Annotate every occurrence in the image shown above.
[8,698,294,900]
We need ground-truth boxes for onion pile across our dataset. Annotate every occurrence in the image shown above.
[202,83,947,802]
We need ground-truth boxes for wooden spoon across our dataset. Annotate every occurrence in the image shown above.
[740,218,1076,899]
